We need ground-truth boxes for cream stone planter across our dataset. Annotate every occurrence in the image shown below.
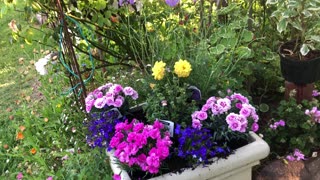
[107,132,270,180]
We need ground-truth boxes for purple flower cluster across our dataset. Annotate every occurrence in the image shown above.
[286,149,306,161]
[119,0,135,6]
[86,109,123,149]
[165,0,180,7]
[312,90,320,97]
[305,107,320,123]
[191,92,259,133]
[110,120,172,174]
[175,125,229,165]
[269,119,286,130]
[85,83,138,113]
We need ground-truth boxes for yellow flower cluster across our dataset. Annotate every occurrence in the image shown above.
[174,59,192,78]
[152,61,166,80]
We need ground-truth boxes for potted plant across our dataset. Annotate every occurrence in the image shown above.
[267,0,320,101]
[84,59,270,180]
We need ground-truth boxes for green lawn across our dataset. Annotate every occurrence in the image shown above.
[0,2,55,175]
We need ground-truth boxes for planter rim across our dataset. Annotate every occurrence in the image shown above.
[107,131,270,180]
[278,41,320,62]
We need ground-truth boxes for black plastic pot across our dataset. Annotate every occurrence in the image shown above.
[279,42,320,84]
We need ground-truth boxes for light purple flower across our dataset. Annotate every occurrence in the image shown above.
[294,149,305,160]
[201,104,211,111]
[216,98,231,113]
[131,92,139,100]
[123,87,134,96]
[111,84,123,94]
[251,123,259,132]
[105,97,115,106]
[165,0,180,7]
[239,106,251,118]
[94,97,107,109]
[278,120,285,126]
[114,96,124,107]
[46,177,53,180]
[286,155,295,161]
[235,103,242,109]
[85,99,94,113]
[312,90,320,97]
[231,93,249,104]
[195,111,208,121]
[206,96,216,105]
[228,120,242,131]
[192,119,202,129]
[226,113,237,124]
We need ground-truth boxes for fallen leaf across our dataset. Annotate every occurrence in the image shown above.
[18,58,24,64]
[52,55,58,60]
[40,49,44,53]
[9,115,14,120]
[48,78,53,83]
[23,70,29,75]
[25,96,31,102]
[20,44,24,49]
[19,126,26,132]
[44,117,48,122]
[6,108,12,112]
[44,50,50,55]
[29,60,35,65]
[15,100,21,105]
[3,144,9,149]
[33,48,38,54]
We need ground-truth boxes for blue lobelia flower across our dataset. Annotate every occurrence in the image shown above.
[165,0,180,7]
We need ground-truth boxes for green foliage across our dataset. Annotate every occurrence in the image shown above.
[267,0,320,56]
[264,96,320,156]
[144,76,198,127]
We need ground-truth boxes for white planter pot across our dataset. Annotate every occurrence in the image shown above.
[107,132,269,180]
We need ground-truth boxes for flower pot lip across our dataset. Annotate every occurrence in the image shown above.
[278,41,320,63]
[108,131,270,180]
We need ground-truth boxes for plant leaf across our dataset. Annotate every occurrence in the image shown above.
[210,44,225,55]
[300,44,310,56]
[236,46,252,59]
[259,103,270,112]
[277,18,288,33]
[242,29,254,42]
[310,35,320,42]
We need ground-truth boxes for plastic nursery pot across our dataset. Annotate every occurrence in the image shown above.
[279,41,320,84]
[284,81,314,103]
[107,132,270,180]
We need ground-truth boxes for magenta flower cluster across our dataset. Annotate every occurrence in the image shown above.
[191,93,259,132]
[305,107,320,123]
[110,120,172,174]
[286,149,305,161]
[269,119,286,130]
[85,83,138,113]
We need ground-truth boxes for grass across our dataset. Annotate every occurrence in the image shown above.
[0,2,113,179]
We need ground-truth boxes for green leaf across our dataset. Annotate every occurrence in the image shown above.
[266,0,278,5]
[259,103,270,112]
[290,21,303,31]
[242,29,254,42]
[300,44,310,56]
[210,44,225,55]
[236,46,252,59]
[277,18,288,33]
[310,35,320,42]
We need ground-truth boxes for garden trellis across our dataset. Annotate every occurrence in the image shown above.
[55,0,93,109]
